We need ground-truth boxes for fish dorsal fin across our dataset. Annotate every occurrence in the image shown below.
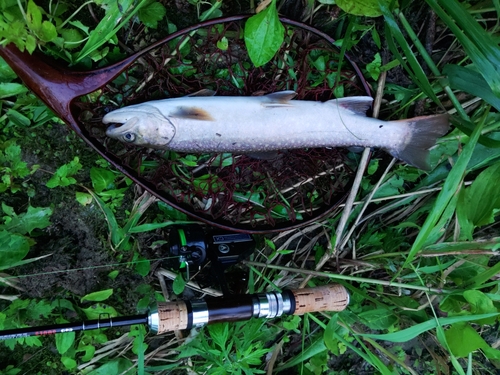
[262,90,297,107]
[330,96,374,116]
[172,106,214,121]
[186,89,216,97]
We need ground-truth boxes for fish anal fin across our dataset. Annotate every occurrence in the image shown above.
[186,89,216,97]
[262,90,297,107]
[331,96,374,116]
[389,113,449,170]
[173,106,214,121]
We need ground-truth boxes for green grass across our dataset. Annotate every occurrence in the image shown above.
[1,0,500,374]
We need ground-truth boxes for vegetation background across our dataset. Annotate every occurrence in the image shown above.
[1,0,500,374]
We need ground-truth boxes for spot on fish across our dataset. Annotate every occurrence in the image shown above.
[379,125,383,128]
[172,106,214,121]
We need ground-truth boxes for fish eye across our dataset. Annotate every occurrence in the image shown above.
[123,132,135,142]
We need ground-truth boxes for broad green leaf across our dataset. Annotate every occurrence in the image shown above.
[134,255,150,277]
[359,313,500,342]
[87,358,134,375]
[2,205,52,235]
[78,344,96,361]
[28,300,53,319]
[359,308,398,330]
[82,303,118,320]
[56,331,75,355]
[46,157,82,188]
[25,34,37,54]
[0,83,27,98]
[0,231,30,270]
[444,65,500,112]
[463,290,497,324]
[0,57,17,82]
[366,52,382,81]
[1,143,30,178]
[173,272,186,295]
[90,167,116,193]
[61,356,77,370]
[138,0,166,29]
[75,192,93,206]
[81,289,113,303]
[324,314,340,355]
[439,296,464,314]
[39,21,57,42]
[60,28,84,49]
[69,20,90,35]
[337,0,393,17]
[445,322,487,358]
[217,36,228,51]
[244,0,284,67]
[457,162,500,240]
[26,0,42,30]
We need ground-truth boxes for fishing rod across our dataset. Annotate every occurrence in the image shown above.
[1,224,349,340]
[0,284,349,340]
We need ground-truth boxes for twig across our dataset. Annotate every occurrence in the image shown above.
[156,268,223,297]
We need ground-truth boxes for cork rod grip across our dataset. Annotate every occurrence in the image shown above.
[290,284,349,315]
[156,301,190,334]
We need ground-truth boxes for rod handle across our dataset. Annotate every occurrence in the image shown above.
[290,284,349,315]
[152,284,349,334]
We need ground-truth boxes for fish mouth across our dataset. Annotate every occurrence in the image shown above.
[103,115,140,137]
[105,123,123,136]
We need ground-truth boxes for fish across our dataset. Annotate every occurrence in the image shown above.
[103,90,449,170]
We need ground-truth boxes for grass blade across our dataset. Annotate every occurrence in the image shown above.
[359,312,500,342]
[379,2,440,104]
[426,0,500,98]
[399,115,485,271]
[84,188,123,247]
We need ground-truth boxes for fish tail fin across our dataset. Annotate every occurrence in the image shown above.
[389,114,449,170]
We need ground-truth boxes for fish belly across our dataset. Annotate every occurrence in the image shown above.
[153,98,409,153]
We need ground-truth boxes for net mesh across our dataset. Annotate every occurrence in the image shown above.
[74,20,366,229]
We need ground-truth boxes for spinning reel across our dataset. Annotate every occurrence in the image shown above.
[165,224,256,295]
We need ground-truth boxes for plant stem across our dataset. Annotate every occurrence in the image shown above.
[243,260,454,294]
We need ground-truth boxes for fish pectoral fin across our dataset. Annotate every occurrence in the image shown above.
[262,90,297,107]
[172,106,214,121]
[330,96,374,116]
[186,89,216,97]
[246,151,280,160]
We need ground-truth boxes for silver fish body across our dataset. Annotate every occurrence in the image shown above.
[103,91,449,170]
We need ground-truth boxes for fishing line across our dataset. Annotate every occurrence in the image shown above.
[1,256,180,282]
[334,99,365,141]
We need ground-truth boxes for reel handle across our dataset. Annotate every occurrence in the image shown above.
[152,284,349,334]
